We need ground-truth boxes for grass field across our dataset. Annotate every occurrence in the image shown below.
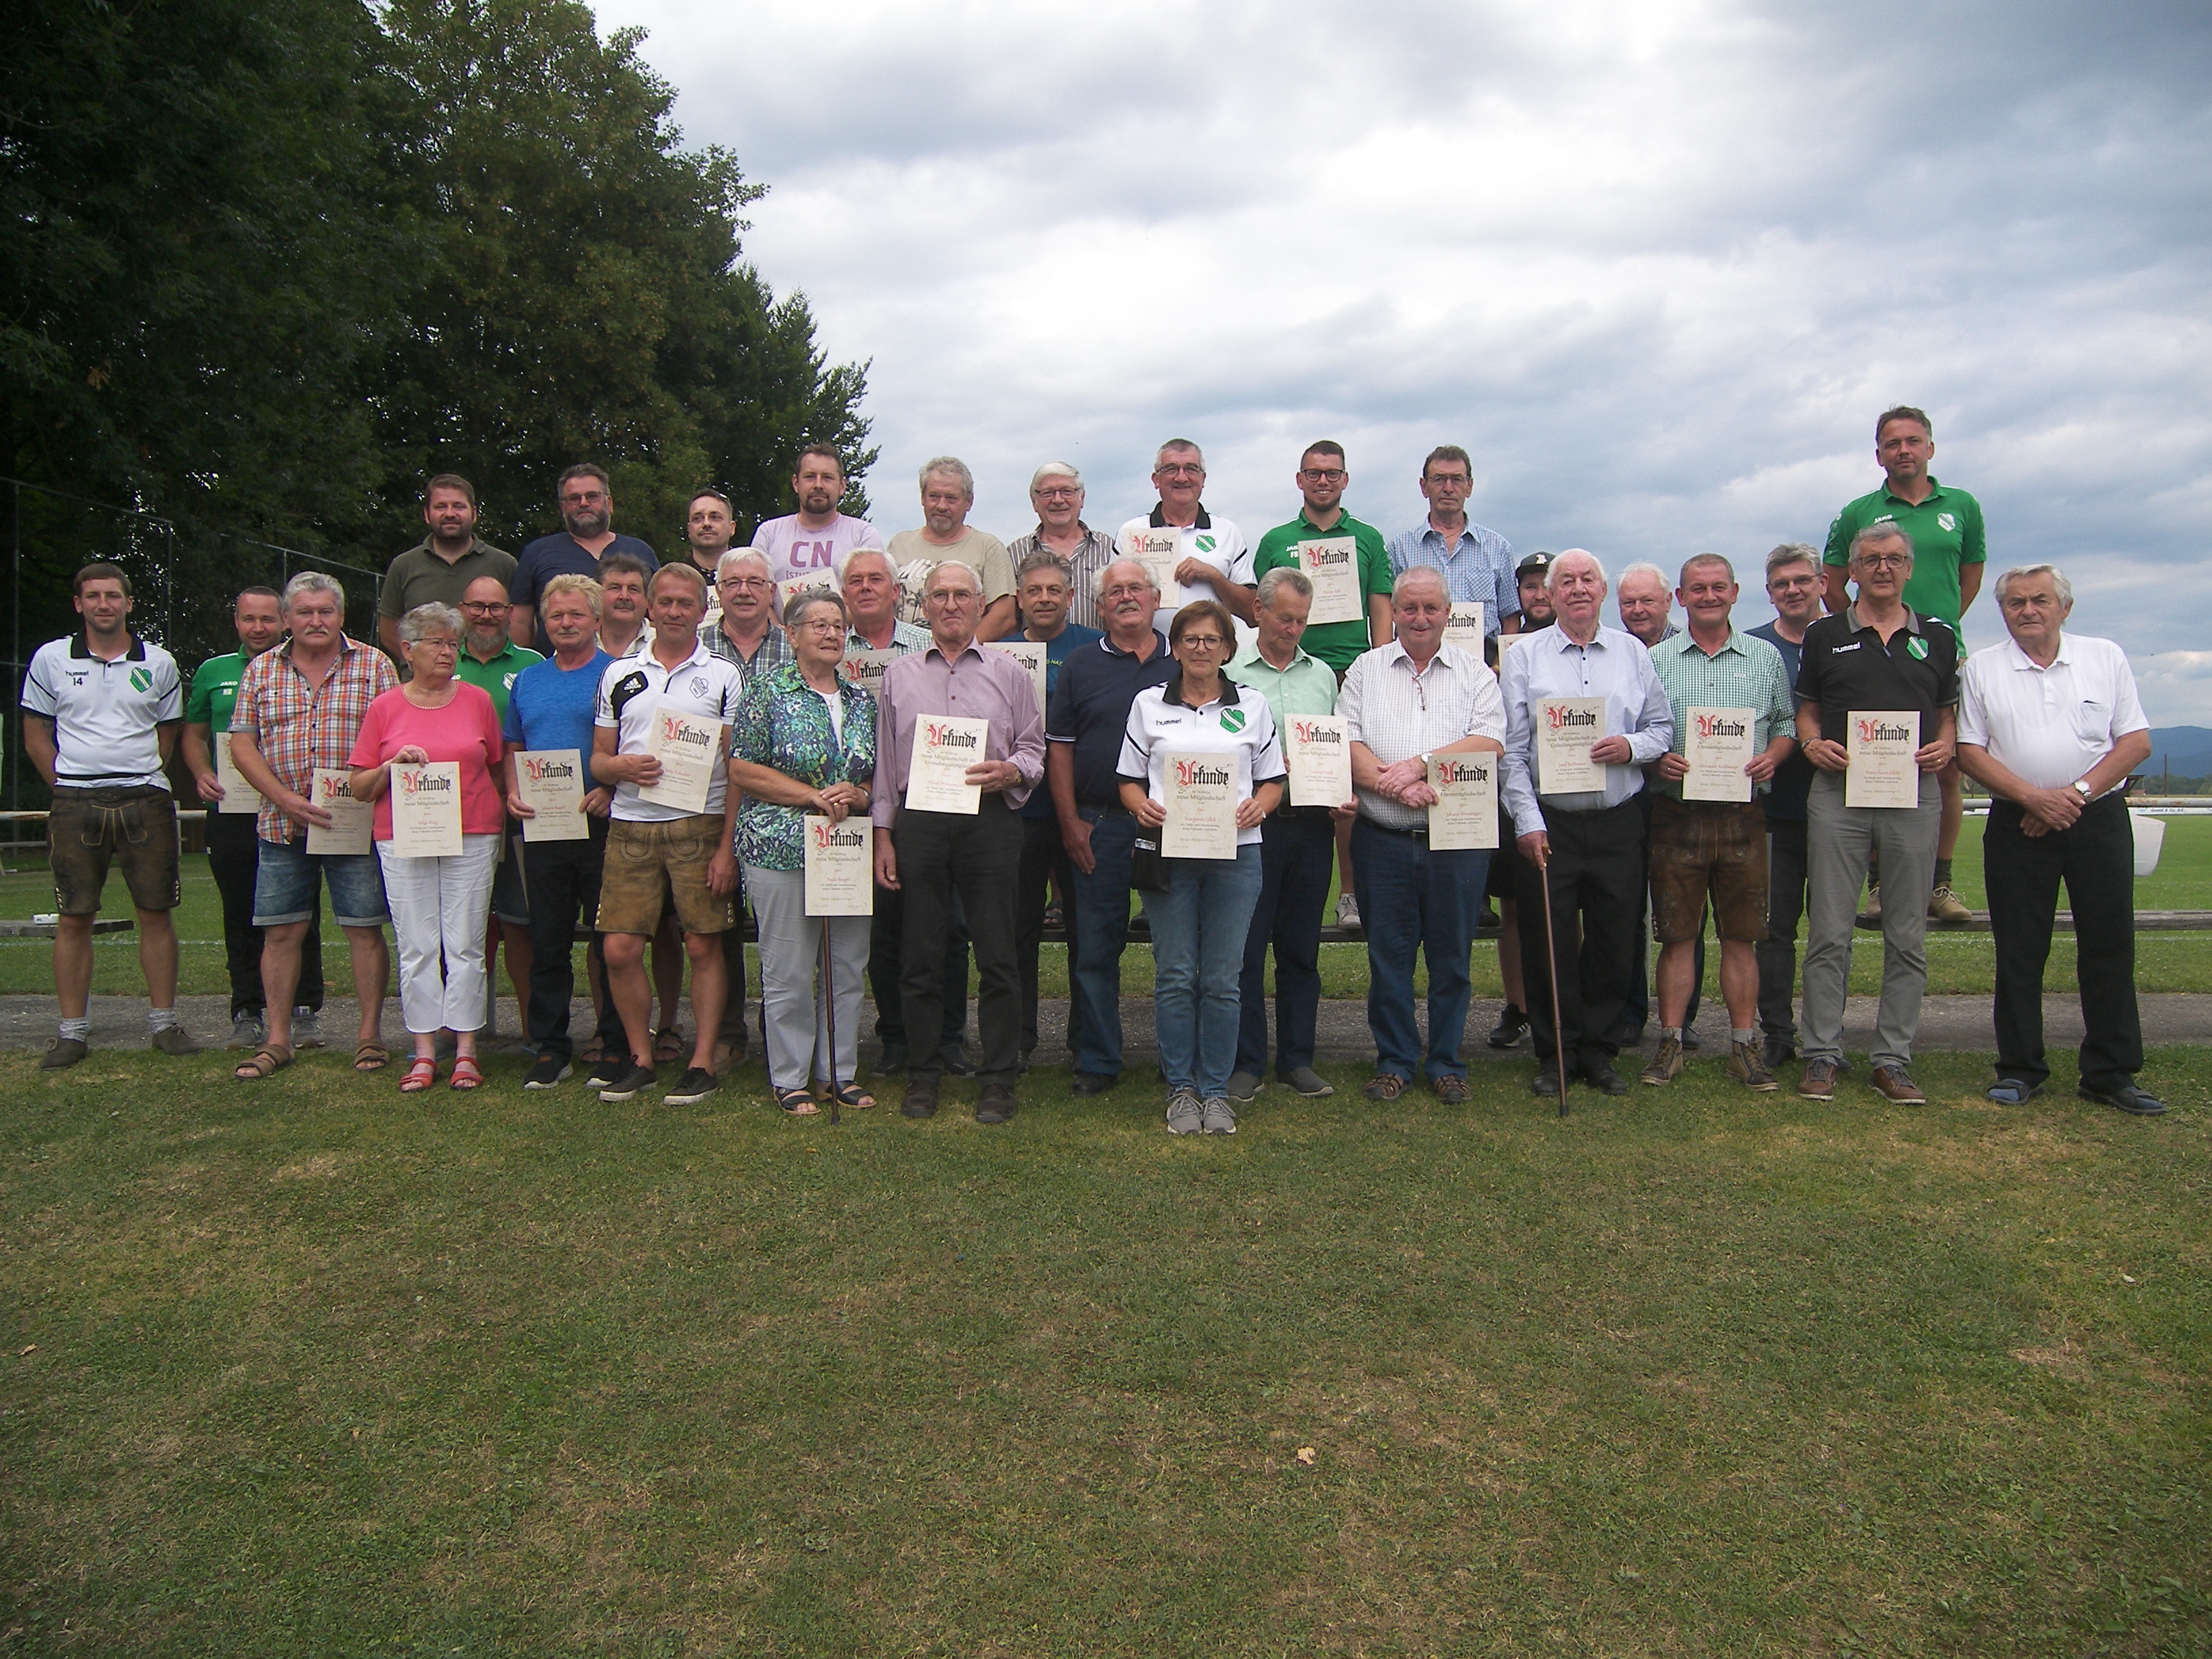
[1,1046,2206,1655]
[5,817,2211,1002]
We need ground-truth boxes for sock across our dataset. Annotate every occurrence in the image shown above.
[58,1018,90,1042]
[149,1007,179,1031]
[1933,857,1954,888]
[1662,1025,1683,1042]
[1732,1028,1757,1046]
[294,1004,314,1019]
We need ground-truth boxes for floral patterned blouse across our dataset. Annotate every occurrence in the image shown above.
[731,661,878,871]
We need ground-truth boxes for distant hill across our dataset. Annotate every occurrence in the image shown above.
[2146,726,2212,777]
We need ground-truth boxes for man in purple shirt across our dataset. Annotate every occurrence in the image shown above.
[750,444,882,587]
[874,561,1046,1124]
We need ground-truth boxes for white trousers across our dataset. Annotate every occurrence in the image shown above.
[745,864,872,1091]
[378,834,499,1035]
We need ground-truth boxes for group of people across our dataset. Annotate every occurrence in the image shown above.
[20,406,2165,1122]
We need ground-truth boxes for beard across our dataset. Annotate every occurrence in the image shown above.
[565,508,610,537]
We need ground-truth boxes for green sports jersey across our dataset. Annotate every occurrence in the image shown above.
[1250,510,1393,672]
[185,651,251,736]
[454,639,544,724]
[1822,476,1986,626]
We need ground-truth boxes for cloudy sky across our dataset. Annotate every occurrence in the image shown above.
[602,0,2212,723]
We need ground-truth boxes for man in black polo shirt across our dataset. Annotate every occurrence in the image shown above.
[1047,557,1175,1094]
[1793,524,1959,1105]
[510,464,659,653]
[1747,543,1822,1070]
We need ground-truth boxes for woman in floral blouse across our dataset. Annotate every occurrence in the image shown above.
[729,592,878,1113]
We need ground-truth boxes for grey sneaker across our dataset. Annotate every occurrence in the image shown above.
[1283,1065,1335,1098]
[1225,1070,1261,1102]
[1166,1088,1205,1134]
[1640,1035,1684,1086]
[150,1025,200,1057]
[1200,1096,1238,1135]
[1335,893,1361,930]
[226,1011,264,1051]
[291,1008,323,1049]
[1729,1038,1779,1092]
[41,1037,88,1070]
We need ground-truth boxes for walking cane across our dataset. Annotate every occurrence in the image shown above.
[1536,844,1570,1118]
[821,914,841,1126]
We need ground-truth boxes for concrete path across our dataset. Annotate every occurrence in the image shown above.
[7,993,2207,1060]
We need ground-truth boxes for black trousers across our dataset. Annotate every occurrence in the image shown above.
[1986,795,2142,1092]
[869,882,969,1052]
[205,811,323,1017]
[718,876,754,1052]
[523,823,625,1064]
[895,798,1025,1085]
[1016,813,1081,1057]
[1515,799,1645,1074]
[1756,818,1809,1044]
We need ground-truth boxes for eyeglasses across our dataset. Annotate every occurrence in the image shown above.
[1155,464,1204,479]
[1425,474,1471,489]
[459,601,509,615]
[926,590,979,606]
[413,638,460,653]
[559,491,607,507]
[718,575,772,590]
[1177,634,1227,650]
[1035,486,1081,500]
[1298,468,1346,483]
[1857,554,1909,569]
[1102,582,1155,600]
[797,618,846,634]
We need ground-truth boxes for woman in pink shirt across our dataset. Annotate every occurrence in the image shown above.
[348,604,507,1090]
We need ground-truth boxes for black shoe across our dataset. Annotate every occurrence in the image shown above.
[1580,1063,1631,1097]
[1762,1036,1798,1072]
[976,1082,1017,1124]
[598,1061,655,1103]
[524,1053,572,1090]
[1488,1006,1530,1049]
[875,1043,908,1076]
[900,1078,939,1118]
[1679,1027,1702,1051]
[586,1054,626,1088]
[2080,1082,2166,1117]
[938,1043,975,1076]
[1530,1067,1561,1097]
[1478,903,1500,930]
[664,1067,719,1105]
[1069,1071,1118,1097]
[1608,1024,1647,1050]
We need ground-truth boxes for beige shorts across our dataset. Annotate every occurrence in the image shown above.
[596,816,732,937]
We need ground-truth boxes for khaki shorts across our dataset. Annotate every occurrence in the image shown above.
[48,786,180,915]
[596,815,732,937]
[1648,796,1768,943]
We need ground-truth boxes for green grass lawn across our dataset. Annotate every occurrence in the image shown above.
[7,817,2211,1001]
[1,1048,2206,1654]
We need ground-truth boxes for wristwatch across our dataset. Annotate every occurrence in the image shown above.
[2071,779,2095,801]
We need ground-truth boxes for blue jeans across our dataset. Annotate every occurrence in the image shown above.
[1352,818,1488,1082]
[1236,810,1334,1077]
[1149,843,1265,1099]
[1069,808,1139,1078]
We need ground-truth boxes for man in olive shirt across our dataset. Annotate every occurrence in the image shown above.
[455,575,544,1036]
[378,474,512,661]
[1823,406,1984,921]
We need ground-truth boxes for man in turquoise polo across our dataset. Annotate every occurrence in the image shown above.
[1252,441,1393,927]
[1822,405,1984,922]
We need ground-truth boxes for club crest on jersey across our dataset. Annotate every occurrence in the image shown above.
[1936,512,1957,533]
[689,676,708,696]
[129,667,153,693]
[1195,535,1216,554]
[1219,708,1246,733]
[1906,636,1929,660]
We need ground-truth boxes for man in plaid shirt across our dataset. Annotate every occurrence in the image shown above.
[227,572,398,1077]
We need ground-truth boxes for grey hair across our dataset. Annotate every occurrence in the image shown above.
[282,570,346,614]
[1617,560,1671,592]
[1016,550,1074,587]
[1096,556,1155,601]
[1849,523,1914,565]
[1029,462,1083,493]
[918,455,975,497]
[1391,565,1450,602]
[1154,438,1204,471]
[398,602,463,647]
[1549,548,1609,588]
[1994,562,2074,607]
[1256,567,1315,609]
[923,558,983,596]
[1678,553,1736,585]
[783,590,851,630]
[715,548,771,580]
[1765,542,1820,581]
[838,544,895,583]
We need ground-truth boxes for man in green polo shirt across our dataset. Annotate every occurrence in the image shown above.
[455,574,544,1034]
[1252,440,1394,928]
[1822,405,1983,921]
[377,473,514,661]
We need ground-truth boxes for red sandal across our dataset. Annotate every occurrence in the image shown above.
[398,1055,439,1092]
[449,1056,483,1091]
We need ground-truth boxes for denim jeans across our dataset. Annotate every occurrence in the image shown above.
[1352,818,1489,1082]
[1149,842,1265,1099]
[1236,810,1334,1077]
[1068,808,1139,1078]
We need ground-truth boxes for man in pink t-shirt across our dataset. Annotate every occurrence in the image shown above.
[750,443,881,586]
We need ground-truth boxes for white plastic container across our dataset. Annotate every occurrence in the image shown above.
[2131,810,2165,878]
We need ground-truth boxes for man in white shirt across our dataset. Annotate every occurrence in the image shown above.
[1340,567,1507,1105]
[751,445,882,589]
[1500,550,1675,1097]
[884,457,1018,640]
[1118,439,1258,636]
[1957,564,2159,1115]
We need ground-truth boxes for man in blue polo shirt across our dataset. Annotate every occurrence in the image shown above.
[1046,557,1175,1094]
[510,464,659,654]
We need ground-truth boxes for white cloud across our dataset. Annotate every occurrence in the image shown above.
[606,0,2212,716]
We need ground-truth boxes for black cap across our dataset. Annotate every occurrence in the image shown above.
[1515,551,1554,578]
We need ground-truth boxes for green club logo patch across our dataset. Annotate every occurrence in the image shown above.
[1906,636,1929,660]
[1220,708,1246,733]
[1195,535,1216,554]
[129,667,153,693]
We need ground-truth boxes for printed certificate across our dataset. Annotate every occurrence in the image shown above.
[1536,697,1607,794]
[390,761,464,857]
[777,574,837,619]
[803,815,874,916]
[1284,713,1353,808]
[842,647,895,698]
[1427,754,1499,850]
[1444,602,1486,654]
[985,640,1048,718]
[638,704,722,815]
[1118,527,1188,609]
[213,740,264,815]
[1295,537,1363,626]
[904,715,988,814]
[305,769,373,855]
[1845,709,1921,808]
[515,747,590,842]
[1161,750,1238,859]
[1682,705,1756,804]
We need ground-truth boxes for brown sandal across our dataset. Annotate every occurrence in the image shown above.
[234,1044,293,1080]
[653,1025,685,1064]
[354,1042,390,1073]
[1363,1073,1409,1101]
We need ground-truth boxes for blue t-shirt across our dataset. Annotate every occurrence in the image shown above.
[1023,623,1105,819]
[513,533,659,650]
[506,648,615,759]
[1747,621,1812,825]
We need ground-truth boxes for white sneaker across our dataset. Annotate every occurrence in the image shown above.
[1166,1088,1205,1134]
[1335,893,1361,930]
